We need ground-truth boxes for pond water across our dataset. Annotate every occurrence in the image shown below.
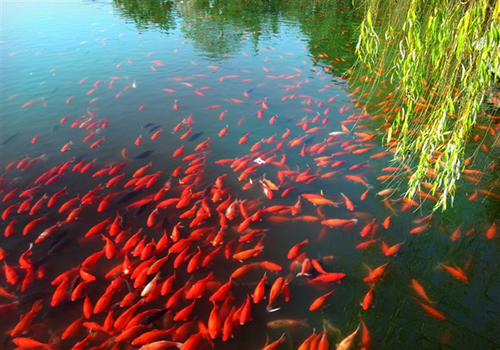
[1,0,499,349]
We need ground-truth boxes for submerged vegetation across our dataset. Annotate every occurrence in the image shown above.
[354,0,500,210]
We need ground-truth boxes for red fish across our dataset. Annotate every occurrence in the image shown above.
[340,192,355,211]
[309,289,336,311]
[414,298,446,320]
[287,240,308,260]
[90,137,105,148]
[363,262,389,283]
[440,263,469,284]
[362,285,375,310]
[239,132,250,145]
[321,218,358,227]
[309,272,346,283]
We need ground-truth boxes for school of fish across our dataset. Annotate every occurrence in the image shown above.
[2,4,500,350]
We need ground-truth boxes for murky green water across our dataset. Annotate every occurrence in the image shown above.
[1,0,499,349]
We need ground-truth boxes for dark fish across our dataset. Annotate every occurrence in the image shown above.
[303,136,315,145]
[124,278,134,293]
[187,132,204,142]
[143,123,155,129]
[202,185,213,198]
[161,216,169,231]
[140,308,170,325]
[134,202,151,217]
[135,150,154,159]
[73,154,88,164]
[117,190,143,204]
[2,132,19,145]
[48,231,74,256]
[52,125,60,132]
[148,125,162,134]
[119,211,128,229]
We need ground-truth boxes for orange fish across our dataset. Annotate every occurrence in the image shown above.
[151,129,163,140]
[238,132,250,145]
[302,193,340,206]
[10,299,43,336]
[287,240,308,260]
[340,192,355,211]
[440,263,469,284]
[363,262,389,283]
[173,300,196,321]
[208,303,221,339]
[309,272,346,283]
[61,141,73,152]
[362,285,374,310]
[414,298,446,320]
[321,218,358,227]
[411,279,433,304]
[262,333,286,350]
[12,337,51,350]
[239,294,252,325]
[345,174,372,188]
[382,241,405,256]
[336,326,360,350]
[309,289,335,311]
[486,221,497,239]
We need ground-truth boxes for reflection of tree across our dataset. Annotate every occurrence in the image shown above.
[112,0,361,68]
[176,0,284,61]
[113,0,177,33]
[287,0,360,74]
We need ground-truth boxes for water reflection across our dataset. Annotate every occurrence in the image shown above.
[114,0,178,33]
[113,0,359,69]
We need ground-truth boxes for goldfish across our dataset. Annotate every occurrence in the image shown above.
[440,263,469,284]
[345,174,373,188]
[363,262,389,283]
[414,298,446,320]
[340,192,355,211]
[411,279,433,304]
[262,333,286,350]
[302,193,340,206]
[267,318,308,329]
[336,325,360,350]
[309,272,346,283]
[287,240,308,260]
[309,289,336,311]
[362,285,374,310]
[321,218,358,227]
[61,141,73,152]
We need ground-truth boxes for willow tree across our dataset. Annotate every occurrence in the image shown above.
[355,0,500,210]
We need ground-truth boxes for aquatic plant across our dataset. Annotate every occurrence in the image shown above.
[354,0,500,210]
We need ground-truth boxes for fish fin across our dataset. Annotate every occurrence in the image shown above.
[266,306,281,313]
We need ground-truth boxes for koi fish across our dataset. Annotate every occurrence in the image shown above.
[267,318,308,328]
[321,218,358,227]
[302,193,340,206]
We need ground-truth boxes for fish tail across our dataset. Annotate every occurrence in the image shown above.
[266,306,281,313]
[296,272,311,277]
[300,318,309,328]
